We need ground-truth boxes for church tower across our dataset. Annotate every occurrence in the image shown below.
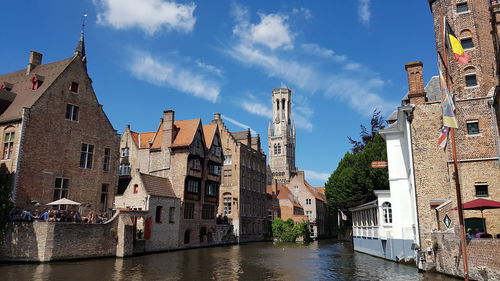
[268,88,296,184]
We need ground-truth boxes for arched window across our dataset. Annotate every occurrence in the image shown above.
[382,202,392,224]
[274,144,278,155]
[276,99,280,111]
[277,144,281,154]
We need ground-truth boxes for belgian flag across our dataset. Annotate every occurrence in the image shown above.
[445,17,471,64]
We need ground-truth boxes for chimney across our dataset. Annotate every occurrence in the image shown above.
[27,51,43,74]
[162,110,175,149]
[405,61,426,105]
[213,113,221,120]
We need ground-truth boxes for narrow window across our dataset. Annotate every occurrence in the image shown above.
[184,230,190,244]
[224,154,232,165]
[31,76,43,90]
[466,121,479,135]
[184,202,194,219]
[65,104,79,121]
[70,82,79,93]
[456,2,469,13]
[120,147,129,157]
[100,184,109,212]
[186,178,200,194]
[306,198,312,205]
[103,148,111,171]
[133,184,139,194]
[80,143,94,169]
[461,38,474,49]
[169,207,175,223]
[223,197,232,215]
[475,184,488,197]
[465,74,478,87]
[155,206,163,223]
[205,182,218,197]
[3,132,14,159]
[382,202,392,224]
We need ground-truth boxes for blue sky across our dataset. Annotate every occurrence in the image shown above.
[1,0,439,186]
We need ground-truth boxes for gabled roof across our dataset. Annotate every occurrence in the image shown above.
[316,187,325,195]
[202,123,217,149]
[278,185,303,209]
[0,57,74,122]
[251,136,259,146]
[149,119,201,149]
[140,173,176,198]
[230,131,249,141]
[304,180,326,202]
[131,131,155,149]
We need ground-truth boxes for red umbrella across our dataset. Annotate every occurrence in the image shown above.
[452,198,500,234]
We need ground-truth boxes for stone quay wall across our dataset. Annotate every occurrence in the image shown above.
[0,214,134,262]
[432,230,500,281]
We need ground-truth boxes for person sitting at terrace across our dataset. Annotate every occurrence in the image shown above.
[475,228,485,238]
[466,228,474,239]
[40,210,49,222]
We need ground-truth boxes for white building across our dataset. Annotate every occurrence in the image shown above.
[350,103,422,262]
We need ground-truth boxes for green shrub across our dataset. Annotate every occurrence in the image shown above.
[271,218,309,242]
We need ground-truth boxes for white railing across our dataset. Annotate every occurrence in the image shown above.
[353,226,380,238]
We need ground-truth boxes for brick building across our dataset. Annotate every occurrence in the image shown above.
[212,113,267,242]
[0,34,120,213]
[118,110,223,247]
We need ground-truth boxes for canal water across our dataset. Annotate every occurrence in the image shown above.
[0,240,456,281]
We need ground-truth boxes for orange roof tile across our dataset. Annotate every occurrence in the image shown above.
[278,185,303,209]
[130,131,155,149]
[202,124,217,149]
[304,180,326,202]
[316,187,325,195]
[172,119,200,147]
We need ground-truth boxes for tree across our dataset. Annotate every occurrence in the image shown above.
[0,163,13,239]
[271,218,309,242]
[325,110,389,218]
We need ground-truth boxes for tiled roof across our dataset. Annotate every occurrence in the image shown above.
[149,119,200,149]
[230,131,249,141]
[131,131,155,149]
[0,57,74,122]
[316,187,325,195]
[278,185,303,209]
[140,173,176,198]
[304,180,326,202]
[251,136,259,146]
[202,123,217,149]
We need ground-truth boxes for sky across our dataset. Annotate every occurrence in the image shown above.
[0,0,439,186]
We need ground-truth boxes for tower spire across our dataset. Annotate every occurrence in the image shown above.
[75,13,87,57]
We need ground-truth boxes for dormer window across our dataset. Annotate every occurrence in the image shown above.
[70,82,79,94]
[31,75,44,90]
[0,82,13,91]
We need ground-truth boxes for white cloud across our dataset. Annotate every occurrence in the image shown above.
[195,60,224,77]
[226,6,396,117]
[303,170,330,183]
[220,115,257,135]
[95,0,196,35]
[291,8,312,20]
[241,101,272,118]
[233,9,294,50]
[301,43,347,62]
[358,0,371,26]
[128,51,220,102]
[344,62,362,70]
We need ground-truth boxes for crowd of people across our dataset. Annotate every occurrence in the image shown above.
[8,208,111,224]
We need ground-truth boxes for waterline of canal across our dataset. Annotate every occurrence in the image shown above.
[0,240,456,281]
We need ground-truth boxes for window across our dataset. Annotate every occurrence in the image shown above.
[306,210,313,220]
[215,147,221,157]
[306,198,312,205]
[186,179,200,194]
[70,82,79,93]
[466,121,479,135]
[223,197,232,215]
[274,144,278,155]
[382,202,392,224]
[277,144,281,154]
[184,202,194,219]
[53,178,69,201]
[155,206,163,223]
[169,207,175,223]
[31,76,43,90]
[80,143,94,169]
[133,184,139,194]
[3,132,14,159]
[461,38,474,49]
[121,147,129,157]
[65,104,79,121]
[103,148,111,171]
[190,158,201,170]
[224,154,232,165]
[184,230,190,244]
[205,182,218,197]
[475,184,488,197]
[119,164,131,176]
[465,74,478,87]
[202,204,216,219]
[100,184,109,212]
[456,2,469,13]
[208,164,221,175]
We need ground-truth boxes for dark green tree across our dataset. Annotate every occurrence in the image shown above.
[0,163,13,239]
[325,110,389,217]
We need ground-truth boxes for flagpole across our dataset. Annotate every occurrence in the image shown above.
[440,11,469,281]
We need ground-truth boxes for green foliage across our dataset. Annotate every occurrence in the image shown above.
[0,164,13,239]
[325,110,389,218]
[271,218,309,242]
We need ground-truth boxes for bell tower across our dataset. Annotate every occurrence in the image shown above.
[268,88,296,184]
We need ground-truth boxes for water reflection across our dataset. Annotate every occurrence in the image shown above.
[0,240,455,281]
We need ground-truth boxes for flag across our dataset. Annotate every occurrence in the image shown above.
[339,210,348,221]
[437,126,450,148]
[439,67,459,128]
[444,16,471,64]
